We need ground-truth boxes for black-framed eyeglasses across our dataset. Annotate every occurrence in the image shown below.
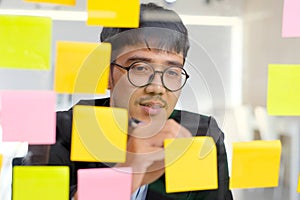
[111,61,189,92]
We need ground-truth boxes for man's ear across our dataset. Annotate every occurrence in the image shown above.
[108,75,112,90]
[108,69,113,90]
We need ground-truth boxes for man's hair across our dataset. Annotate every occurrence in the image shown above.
[100,3,190,59]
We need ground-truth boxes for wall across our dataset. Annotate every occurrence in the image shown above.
[242,1,300,199]
[242,0,300,106]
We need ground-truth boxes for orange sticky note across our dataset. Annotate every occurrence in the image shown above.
[70,105,128,162]
[24,0,75,6]
[164,136,218,193]
[87,0,140,27]
[12,166,69,200]
[230,140,281,189]
[0,15,52,69]
[267,64,300,115]
[54,41,111,94]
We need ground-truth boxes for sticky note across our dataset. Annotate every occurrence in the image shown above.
[87,0,140,27]
[230,140,281,189]
[164,136,218,193]
[0,90,56,144]
[0,154,2,173]
[282,0,300,37]
[267,64,300,115]
[298,174,300,193]
[24,0,75,6]
[0,15,51,69]
[54,41,111,94]
[0,142,28,200]
[78,167,132,200]
[12,166,69,200]
[71,105,128,162]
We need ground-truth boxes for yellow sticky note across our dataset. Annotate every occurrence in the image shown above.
[164,136,218,193]
[230,140,281,189]
[71,105,128,162]
[12,166,69,200]
[87,0,140,28]
[297,174,300,193]
[267,64,300,115]
[0,15,52,69]
[24,0,75,6]
[0,154,3,173]
[54,41,111,94]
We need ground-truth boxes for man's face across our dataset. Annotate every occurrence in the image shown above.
[109,46,185,123]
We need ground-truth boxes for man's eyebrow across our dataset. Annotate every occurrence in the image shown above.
[126,56,151,63]
[126,56,183,67]
[166,60,183,67]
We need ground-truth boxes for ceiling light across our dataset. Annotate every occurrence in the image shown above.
[165,0,177,3]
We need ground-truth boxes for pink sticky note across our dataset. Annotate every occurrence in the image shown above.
[282,0,300,37]
[77,167,132,200]
[0,90,56,144]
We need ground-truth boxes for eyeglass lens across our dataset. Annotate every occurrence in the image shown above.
[128,62,187,91]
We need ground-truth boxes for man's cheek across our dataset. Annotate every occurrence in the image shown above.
[111,77,138,109]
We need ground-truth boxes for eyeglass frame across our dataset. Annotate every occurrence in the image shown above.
[111,61,190,92]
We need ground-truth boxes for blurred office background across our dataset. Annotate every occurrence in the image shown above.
[0,0,299,199]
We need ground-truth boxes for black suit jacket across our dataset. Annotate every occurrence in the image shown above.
[18,98,233,200]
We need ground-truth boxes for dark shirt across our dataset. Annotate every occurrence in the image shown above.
[18,98,233,200]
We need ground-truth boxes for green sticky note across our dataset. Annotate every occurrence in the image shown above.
[12,166,69,200]
[0,15,52,69]
[267,64,300,115]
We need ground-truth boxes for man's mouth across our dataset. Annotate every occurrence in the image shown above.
[137,95,168,108]
[140,104,163,115]
[138,97,167,115]
[139,102,163,109]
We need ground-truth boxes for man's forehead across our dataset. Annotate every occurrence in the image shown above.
[107,27,185,41]
[115,46,184,63]
[120,45,183,55]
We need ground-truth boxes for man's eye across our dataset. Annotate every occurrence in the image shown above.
[132,64,151,73]
[166,69,180,77]
[135,66,148,71]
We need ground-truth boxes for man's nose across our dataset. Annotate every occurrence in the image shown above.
[144,72,166,94]
[149,71,164,84]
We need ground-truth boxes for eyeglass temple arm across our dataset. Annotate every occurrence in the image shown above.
[111,62,131,72]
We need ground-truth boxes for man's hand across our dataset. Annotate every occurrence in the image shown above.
[115,118,192,193]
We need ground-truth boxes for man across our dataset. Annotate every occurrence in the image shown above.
[41,3,232,200]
